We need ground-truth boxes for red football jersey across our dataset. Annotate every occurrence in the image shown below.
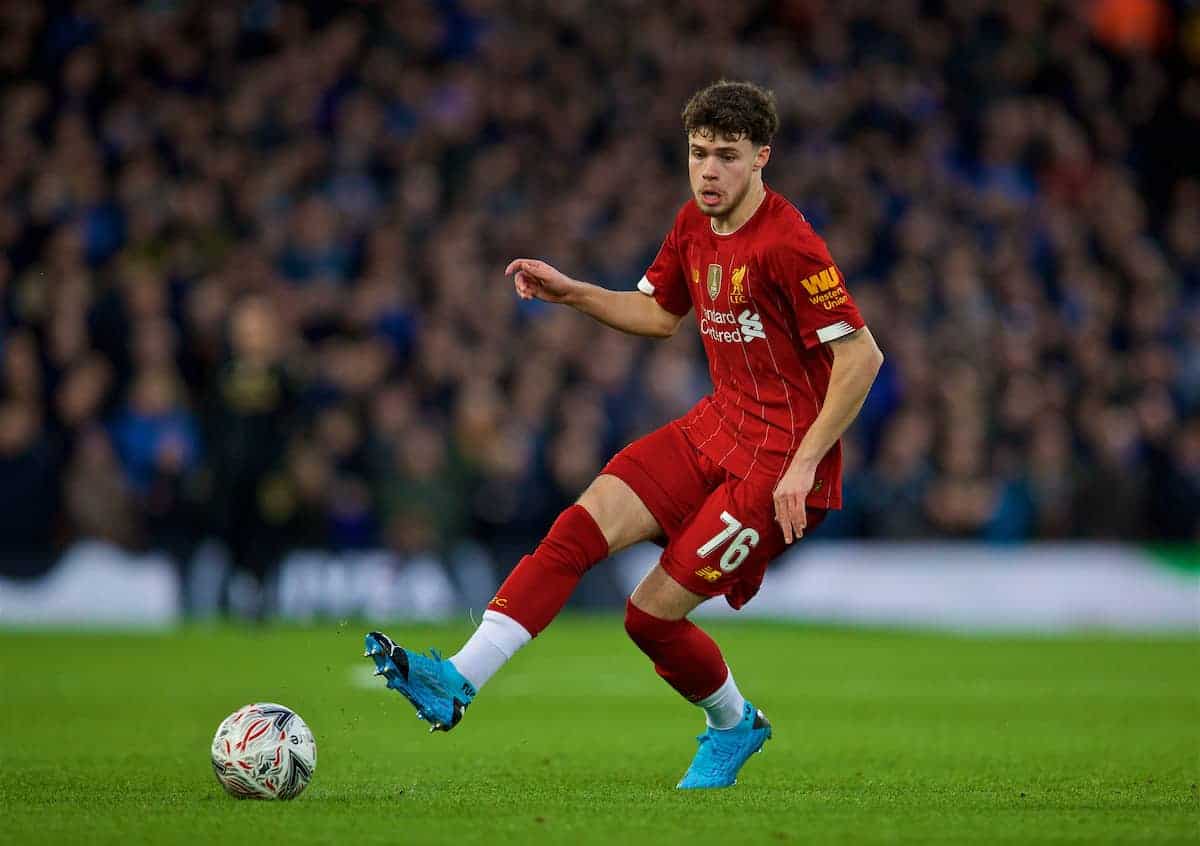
[638,187,866,509]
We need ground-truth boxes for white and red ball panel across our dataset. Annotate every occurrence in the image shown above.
[211,703,317,800]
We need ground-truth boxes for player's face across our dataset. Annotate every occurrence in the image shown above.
[687,130,767,219]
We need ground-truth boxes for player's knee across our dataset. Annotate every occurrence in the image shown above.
[576,475,622,526]
[577,474,658,554]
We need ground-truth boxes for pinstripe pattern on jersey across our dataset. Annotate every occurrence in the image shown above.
[647,190,858,510]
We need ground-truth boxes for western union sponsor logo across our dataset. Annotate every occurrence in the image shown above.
[800,266,840,296]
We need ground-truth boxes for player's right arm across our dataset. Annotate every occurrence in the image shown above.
[505,258,684,339]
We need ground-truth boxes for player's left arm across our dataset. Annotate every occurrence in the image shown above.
[773,326,883,544]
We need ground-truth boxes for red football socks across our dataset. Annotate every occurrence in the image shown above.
[487,504,610,636]
[624,598,728,702]
[475,506,734,708]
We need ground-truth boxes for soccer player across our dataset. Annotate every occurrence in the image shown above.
[364,80,883,789]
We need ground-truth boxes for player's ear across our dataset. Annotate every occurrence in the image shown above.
[753,144,771,170]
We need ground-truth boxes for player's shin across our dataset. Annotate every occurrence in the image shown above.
[624,599,744,726]
[449,504,609,690]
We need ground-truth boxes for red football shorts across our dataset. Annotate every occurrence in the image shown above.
[600,421,827,609]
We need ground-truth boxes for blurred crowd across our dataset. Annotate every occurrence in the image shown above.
[1,0,1198,589]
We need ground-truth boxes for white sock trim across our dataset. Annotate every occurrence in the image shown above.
[695,668,746,730]
[449,610,532,691]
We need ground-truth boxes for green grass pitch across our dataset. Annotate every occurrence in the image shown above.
[1,618,1196,844]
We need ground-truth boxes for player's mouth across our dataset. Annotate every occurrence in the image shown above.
[699,189,722,207]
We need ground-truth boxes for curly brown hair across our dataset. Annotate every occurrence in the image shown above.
[682,80,779,146]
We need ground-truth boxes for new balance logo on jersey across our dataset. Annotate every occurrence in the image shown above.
[700,308,767,345]
[738,310,765,340]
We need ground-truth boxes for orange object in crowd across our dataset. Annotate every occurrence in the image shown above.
[1089,0,1172,53]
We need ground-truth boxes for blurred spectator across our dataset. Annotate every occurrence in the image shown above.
[858,408,935,539]
[376,421,470,558]
[203,295,301,612]
[0,400,59,575]
[62,425,139,552]
[110,369,200,494]
[110,364,204,566]
[1,0,1198,597]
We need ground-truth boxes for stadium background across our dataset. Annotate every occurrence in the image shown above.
[0,0,1197,626]
[1,3,1197,844]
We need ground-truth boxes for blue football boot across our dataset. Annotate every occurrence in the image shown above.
[676,701,772,789]
[364,631,475,731]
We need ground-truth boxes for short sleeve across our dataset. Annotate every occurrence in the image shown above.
[638,225,692,317]
[772,240,865,349]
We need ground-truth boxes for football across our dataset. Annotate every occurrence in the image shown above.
[211,703,317,800]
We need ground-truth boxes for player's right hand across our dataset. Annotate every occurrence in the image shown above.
[505,258,577,304]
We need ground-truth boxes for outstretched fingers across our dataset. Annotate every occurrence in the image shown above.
[775,493,807,544]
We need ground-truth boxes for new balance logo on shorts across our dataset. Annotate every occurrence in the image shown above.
[694,566,723,583]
